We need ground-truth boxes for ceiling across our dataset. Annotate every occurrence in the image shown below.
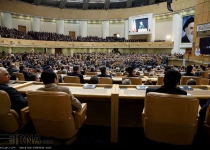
[18,0,167,10]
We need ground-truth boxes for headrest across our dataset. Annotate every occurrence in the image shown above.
[0,90,11,116]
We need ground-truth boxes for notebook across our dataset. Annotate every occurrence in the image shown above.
[136,86,148,90]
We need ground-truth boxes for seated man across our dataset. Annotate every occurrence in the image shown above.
[67,65,85,84]
[125,66,139,77]
[19,65,33,81]
[146,69,187,95]
[97,66,112,78]
[0,67,28,116]
[182,65,196,76]
[7,63,19,80]
[122,79,131,85]
[186,78,197,85]
[89,76,99,84]
[38,69,82,111]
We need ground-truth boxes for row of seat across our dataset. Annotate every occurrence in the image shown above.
[0,90,87,145]
[1,89,210,145]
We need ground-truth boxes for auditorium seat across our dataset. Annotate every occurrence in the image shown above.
[86,72,98,76]
[142,92,199,145]
[0,90,30,133]
[203,105,210,144]
[98,77,113,84]
[156,76,164,85]
[201,71,209,79]
[122,77,142,85]
[63,76,80,83]
[26,91,87,145]
[180,76,202,85]
[13,72,25,81]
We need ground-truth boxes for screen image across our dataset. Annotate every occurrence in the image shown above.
[129,13,153,35]
[181,15,194,43]
[131,18,148,33]
[199,37,210,54]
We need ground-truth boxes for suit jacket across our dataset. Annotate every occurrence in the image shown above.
[67,72,85,83]
[19,70,32,81]
[181,35,190,43]
[0,83,28,116]
[97,73,112,78]
[182,72,196,76]
[37,83,82,111]
[146,85,187,95]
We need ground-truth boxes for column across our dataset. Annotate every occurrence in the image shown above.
[79,21,87,37]
[70,49,73,57]
[8,47,12,54]
[1,12,12,29]
[171,13,182,54]
[51,48,55,54]
[56,19,64,35]
[89,49,92,53]
[102,21,109,39]
[31,17,40,32]
[151,17,156,42]
[124,20,128,40]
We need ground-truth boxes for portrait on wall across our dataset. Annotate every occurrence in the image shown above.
[181,15,194,43]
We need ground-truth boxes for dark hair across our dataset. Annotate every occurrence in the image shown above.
[100,66,106,74]
[19,65,25,71]
[30,74,39,81]
[41,69,57,84]
[186,65,193,73]
[89,76,99,84]
[127,66,134,74]
[164,66,171,73]
[164,69,181,87]
[73,65,79,72]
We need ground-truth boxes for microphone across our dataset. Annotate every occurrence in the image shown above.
[167,0,173,12]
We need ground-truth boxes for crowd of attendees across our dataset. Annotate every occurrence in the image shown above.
[0,51,185,79]
[1,26,150,42]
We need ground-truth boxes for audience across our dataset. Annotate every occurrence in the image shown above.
[146,69,187,95]
[89,76,99,84]
[37,69,82,111]
[186,78,197,85]
[122,79,131,85]
[0,67,28,116]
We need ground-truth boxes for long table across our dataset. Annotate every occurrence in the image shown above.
[10,81,210,143]
[13,81,118,143]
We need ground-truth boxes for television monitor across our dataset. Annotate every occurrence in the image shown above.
[199,37,210,54]
[128,13,153,35]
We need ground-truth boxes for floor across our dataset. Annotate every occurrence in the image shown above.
[0,123,209,148]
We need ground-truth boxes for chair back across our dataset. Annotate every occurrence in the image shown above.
[144,72,149,76]
[0,90,21,133]
[63,76,80,83]
[98,77,113,84]
[156,76,164,85]
[13,72,25,81]
[122,77,142,85]
[180,76,201,85]
[115,72,122,76]
[26,91,77,139]
[86,72,98,76]
[201,71,209,78]
[143,92,199,145]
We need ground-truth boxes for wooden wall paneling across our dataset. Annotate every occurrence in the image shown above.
[203,1,210,13]
[202,12,209,23]
[199,3,204,14]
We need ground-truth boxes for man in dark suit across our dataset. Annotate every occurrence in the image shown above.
[0,67,28,116]
[19,65,32,81]
[67,65,85,84]
[97,66,112,78]
[146,69,187,95]
[182,65,196,76]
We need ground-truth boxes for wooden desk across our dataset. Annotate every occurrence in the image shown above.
[13,82,118,143]
[84,76,157,84]
[117,85,210,128]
